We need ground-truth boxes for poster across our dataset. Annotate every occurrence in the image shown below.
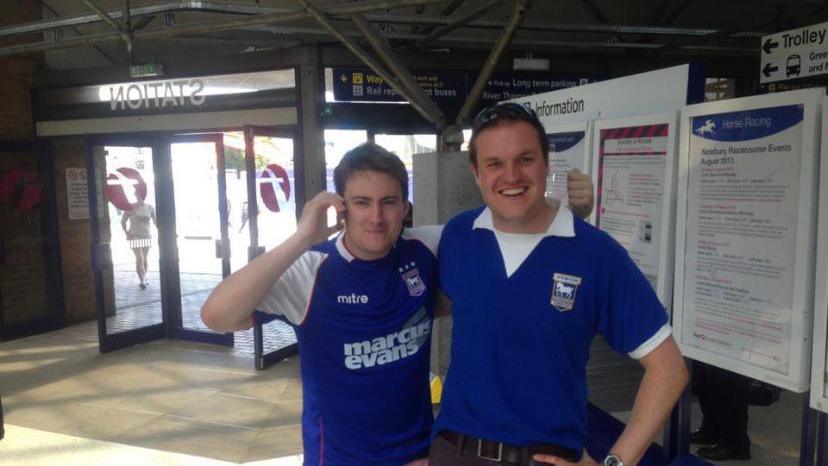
[594,115,675,296]
[545,122,591,213]
[66,167,89,220]
[684,105,801,373]
[810,95,828,412]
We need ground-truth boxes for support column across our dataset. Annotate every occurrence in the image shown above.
[297,47,326,214]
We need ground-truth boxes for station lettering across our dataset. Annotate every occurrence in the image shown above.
[109,78,205,111]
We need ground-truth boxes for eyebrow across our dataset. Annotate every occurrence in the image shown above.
[348,195,401,202]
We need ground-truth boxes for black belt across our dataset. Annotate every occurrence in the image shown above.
[439,431,578,464]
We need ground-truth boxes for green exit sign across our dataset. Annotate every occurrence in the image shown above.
[129,63,164,78]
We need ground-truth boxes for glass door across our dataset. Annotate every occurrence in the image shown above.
[166,134,233,346]
[244,126,301,369]
[89,138,165,352]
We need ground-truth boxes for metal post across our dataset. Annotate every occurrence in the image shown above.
[803,393,820,466]
[455,0,531,125]
[298,0,445,129]
[817,411,827,466]
[349,12,447,128]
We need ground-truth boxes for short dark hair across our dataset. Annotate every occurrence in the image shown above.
[334,142,408,200]
[468,103,549,166]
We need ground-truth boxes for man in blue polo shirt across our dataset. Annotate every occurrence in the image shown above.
[430,104,688,466]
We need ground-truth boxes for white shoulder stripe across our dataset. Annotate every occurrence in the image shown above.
[628,324,672,359]
[402,225,443,257]
[259,250,328,325]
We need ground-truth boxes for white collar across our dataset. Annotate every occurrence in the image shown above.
[472,204,575,238]
[335,233,354,262]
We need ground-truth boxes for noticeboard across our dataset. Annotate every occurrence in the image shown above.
[673,88,822,392]
[809,95,828,412]
[592,113,679,310]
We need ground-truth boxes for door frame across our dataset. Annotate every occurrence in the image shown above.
[87,133,166,353]
[244,125,301,369]
[163,133,233,346]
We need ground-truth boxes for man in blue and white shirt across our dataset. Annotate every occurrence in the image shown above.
[202,143,441,466]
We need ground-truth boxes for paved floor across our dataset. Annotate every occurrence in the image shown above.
[0,319,810,466]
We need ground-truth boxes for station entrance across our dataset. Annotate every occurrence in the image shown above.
[88,127,301,368]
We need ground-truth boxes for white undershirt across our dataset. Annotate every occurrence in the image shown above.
[492,229,548,277]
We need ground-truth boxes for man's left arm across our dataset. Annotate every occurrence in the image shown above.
[608,336,688,466]
[532,336,687,466]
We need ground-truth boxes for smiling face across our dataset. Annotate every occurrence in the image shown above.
[341,170,409,260]
[471,120,554,233]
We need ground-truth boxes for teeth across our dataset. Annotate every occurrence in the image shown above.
[501,188,524,196]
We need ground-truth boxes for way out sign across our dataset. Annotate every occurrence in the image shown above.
[761,21,828,84]
[105,167,147,211]
[259,164,291,212]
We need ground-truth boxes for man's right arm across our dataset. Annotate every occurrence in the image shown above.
[200,192,345,332]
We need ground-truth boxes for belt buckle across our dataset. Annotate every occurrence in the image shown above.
[477,439,503,462]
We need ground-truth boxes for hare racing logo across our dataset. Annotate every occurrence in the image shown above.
[551,273,582,312]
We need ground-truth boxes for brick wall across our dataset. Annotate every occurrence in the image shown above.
[0,0,41,140]
[0,154,50,328]
[51,137,103,323]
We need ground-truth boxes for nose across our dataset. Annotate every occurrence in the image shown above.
[504,161,521,182]
[368,202,383,223]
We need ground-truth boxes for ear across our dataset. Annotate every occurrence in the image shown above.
[470,163,482,188]
[403,199,411,219]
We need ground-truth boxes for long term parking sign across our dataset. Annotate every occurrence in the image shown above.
[761,21,828,84]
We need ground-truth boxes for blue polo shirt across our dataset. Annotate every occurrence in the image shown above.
[257,227,442,466]
[434,206,670,454]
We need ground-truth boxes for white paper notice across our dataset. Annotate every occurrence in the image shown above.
[683,105,803,374]
[66,167,89,220]
[546,130,587,207]
[596,124,669,290]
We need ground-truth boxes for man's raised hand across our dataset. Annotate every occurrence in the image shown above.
[295,192,346,248]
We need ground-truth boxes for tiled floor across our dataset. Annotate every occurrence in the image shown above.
[105,265,297,357]
[0,263,811,466]
[0,330,305,465]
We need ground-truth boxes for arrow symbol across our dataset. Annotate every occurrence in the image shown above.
[763,62,778,77]
[762,38,779,54]
[340,73,348,83]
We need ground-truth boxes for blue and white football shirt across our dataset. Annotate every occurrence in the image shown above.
[257,226,441,466]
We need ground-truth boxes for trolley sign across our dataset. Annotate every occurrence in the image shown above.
[761,21,828,84]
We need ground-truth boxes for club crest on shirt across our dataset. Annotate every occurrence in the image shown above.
[551,273,582,312]
[399,261,426,297]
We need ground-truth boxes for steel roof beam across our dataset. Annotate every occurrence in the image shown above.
[296,0,446,129]
[349,12,447,127]
[0,0,444,57]
[416,0,503,48]
[456,0,530,125]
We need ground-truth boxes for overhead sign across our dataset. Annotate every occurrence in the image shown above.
[761,21,828,84]
[333,68,464,105]
[480,72,596,107]
[331,67,598,114]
